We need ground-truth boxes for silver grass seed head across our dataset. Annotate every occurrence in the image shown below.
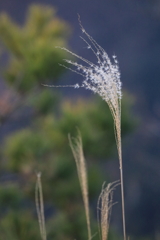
[53,19,122,106]
[81,53,122,103]
[63,25,122,104]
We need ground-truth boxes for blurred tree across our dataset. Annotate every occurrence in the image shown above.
[0,4,70,123]
[1,96,135,240]
[0,4,70,93]
[0,4,135,240]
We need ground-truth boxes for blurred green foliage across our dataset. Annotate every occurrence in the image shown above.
[0,4,70,93]
[0,3,136,240]
[30,89,59,115]
[0,211,39,240]
[0,184,24,210]
[1,96,135,239]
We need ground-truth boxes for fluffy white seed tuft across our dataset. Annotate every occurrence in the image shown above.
[56,22,122,110]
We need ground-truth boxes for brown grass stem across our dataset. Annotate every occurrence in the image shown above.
[35,172,47,240]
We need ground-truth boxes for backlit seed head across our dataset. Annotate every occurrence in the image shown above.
[57,24,122,110]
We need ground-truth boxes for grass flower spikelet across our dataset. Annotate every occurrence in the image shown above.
[66,49,122,105]
[97,181,120,240]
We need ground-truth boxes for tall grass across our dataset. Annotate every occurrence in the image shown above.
[43,18,126,240]
[35,133,119,240]
[69,131,120,240]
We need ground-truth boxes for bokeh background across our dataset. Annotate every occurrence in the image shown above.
[0,0,160,240]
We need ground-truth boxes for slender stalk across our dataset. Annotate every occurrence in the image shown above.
[119,158,126,240]
[35,172,47,240]
[117,131,126,240]
[114,101,126,240]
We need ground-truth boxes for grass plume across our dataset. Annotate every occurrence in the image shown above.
[69,130,91,240]
[97,181,120,240]
[69,131,119,240]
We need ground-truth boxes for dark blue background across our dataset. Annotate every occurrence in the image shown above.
[1,0,160,239]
